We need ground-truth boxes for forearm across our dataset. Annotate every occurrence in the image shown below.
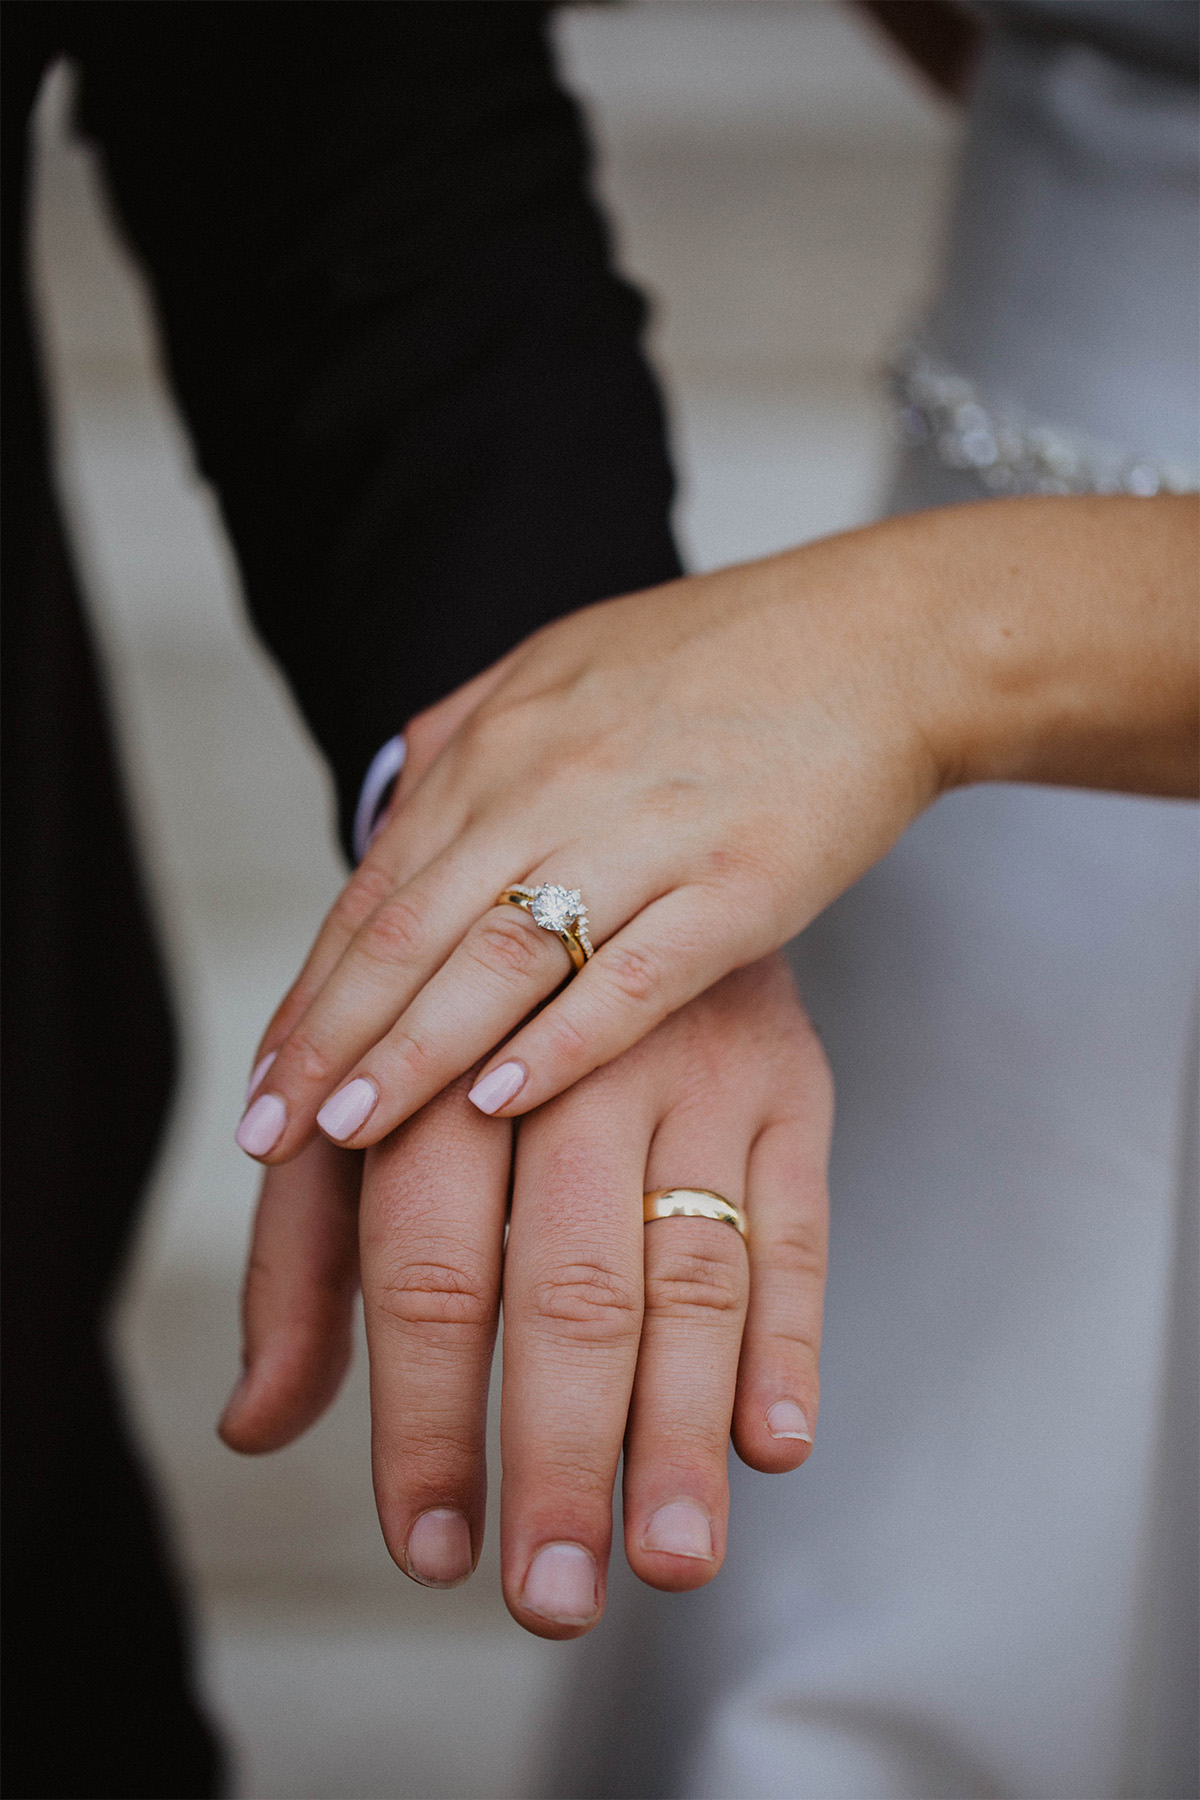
[235,489,1196,1152]
[795,493,1199,803]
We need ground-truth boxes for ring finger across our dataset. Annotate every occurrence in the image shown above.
[257,842,676,1161]
[622,1121,751,1592]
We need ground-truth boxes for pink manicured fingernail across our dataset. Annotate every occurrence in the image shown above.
[643,1501,713,1560]
[467,1061,526,1115]
[245,1050,277,1103]
[522,1543,597,1624]
[316,1077,378,1141]
[406,1510,473,1588]
[767,1401,813,1442]
[236,1092,287,1157]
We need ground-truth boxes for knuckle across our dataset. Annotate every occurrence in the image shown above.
[467,914,546,985]
[766,1218,827,1285]
[374,1258,492,1332]
[357,896,429,971]
[752,1305,823,1375]
[450,705,521,784]
[455,701,498,754]
[464,689,538,752]
[599,941,661,1008]
[633,775,706,826]
[768,1321,823,1361]
[535,1006,591,1068]
[697,840,797,947]
[527,1258,642,1346]
[331,863,393,933]
[282,1028,338,1090]
[403,706,440,764]
[383,1029,442,1090]
[646,1239,745,1320]
[703,828,791,894]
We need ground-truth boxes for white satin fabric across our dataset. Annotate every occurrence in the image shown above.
[543,17,1198,1800]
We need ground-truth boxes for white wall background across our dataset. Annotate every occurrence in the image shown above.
[30,7,958,1795]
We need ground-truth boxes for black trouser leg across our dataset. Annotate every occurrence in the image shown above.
[2,42,224,1800]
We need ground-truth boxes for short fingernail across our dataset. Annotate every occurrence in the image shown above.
[643,1500,713,1560]
[406,1510,473,1588]
[467,1061,526,1115]
[245,1050,277,1103]
[316,1077,378,1141]
[522,1542,598,1624]
[767,1400,813,1442]
[236,1092,287,1157]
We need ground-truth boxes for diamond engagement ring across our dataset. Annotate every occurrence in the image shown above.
[497,883,595,972]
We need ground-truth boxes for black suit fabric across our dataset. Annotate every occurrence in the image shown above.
[2,22,223,1800]
[3,5,681,1796]
[75,1,684,848]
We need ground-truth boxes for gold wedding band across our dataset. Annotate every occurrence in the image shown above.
[643,1188,748,1241]
[497,883,595,973]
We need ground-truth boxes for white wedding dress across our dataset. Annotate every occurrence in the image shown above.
[543,9,1198,1797]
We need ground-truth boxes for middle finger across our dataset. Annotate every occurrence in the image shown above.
[499,1069,657,1638]
[239,832,666,1164]
[303,843,680,1153]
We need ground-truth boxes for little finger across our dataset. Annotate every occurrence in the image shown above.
[467,883,769,1119]
[236,829,544,1163]
[732,1107,831,1475]
[311,861,678,1150]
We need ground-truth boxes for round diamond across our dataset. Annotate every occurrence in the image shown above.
[530,885,582,932]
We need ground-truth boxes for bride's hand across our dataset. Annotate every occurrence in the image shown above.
[220,955,831,1637]
[235,493,1195,1164]
[236,519,931,1164]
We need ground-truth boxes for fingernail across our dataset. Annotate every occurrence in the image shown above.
[245,1050,277,1103]
[236,1092,287,1157]
[467,1061,526,1115]
[406,1510,473,1588]
[643,1500,713,1560]
[316,1076,378,1141]
[522,1542,598,1624]
[767,1400,813,1442]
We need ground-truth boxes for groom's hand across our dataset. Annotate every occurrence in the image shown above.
[221,953,831,1639]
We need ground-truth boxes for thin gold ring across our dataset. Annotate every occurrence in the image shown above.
[497,883,594,973]
[643,1188,748,1241]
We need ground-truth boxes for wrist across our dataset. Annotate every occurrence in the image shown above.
[858,494,1200,801]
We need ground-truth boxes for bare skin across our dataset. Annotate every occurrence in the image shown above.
[221,489,1195,1638]
[234,494,1197,1163]
[221,954,832,1639]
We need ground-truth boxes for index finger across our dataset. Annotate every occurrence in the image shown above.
[359,1076,512,1588]
[244,659,519,1075]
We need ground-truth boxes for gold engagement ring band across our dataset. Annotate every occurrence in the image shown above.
[643,1188,748,1241]
[497,883,595,973]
